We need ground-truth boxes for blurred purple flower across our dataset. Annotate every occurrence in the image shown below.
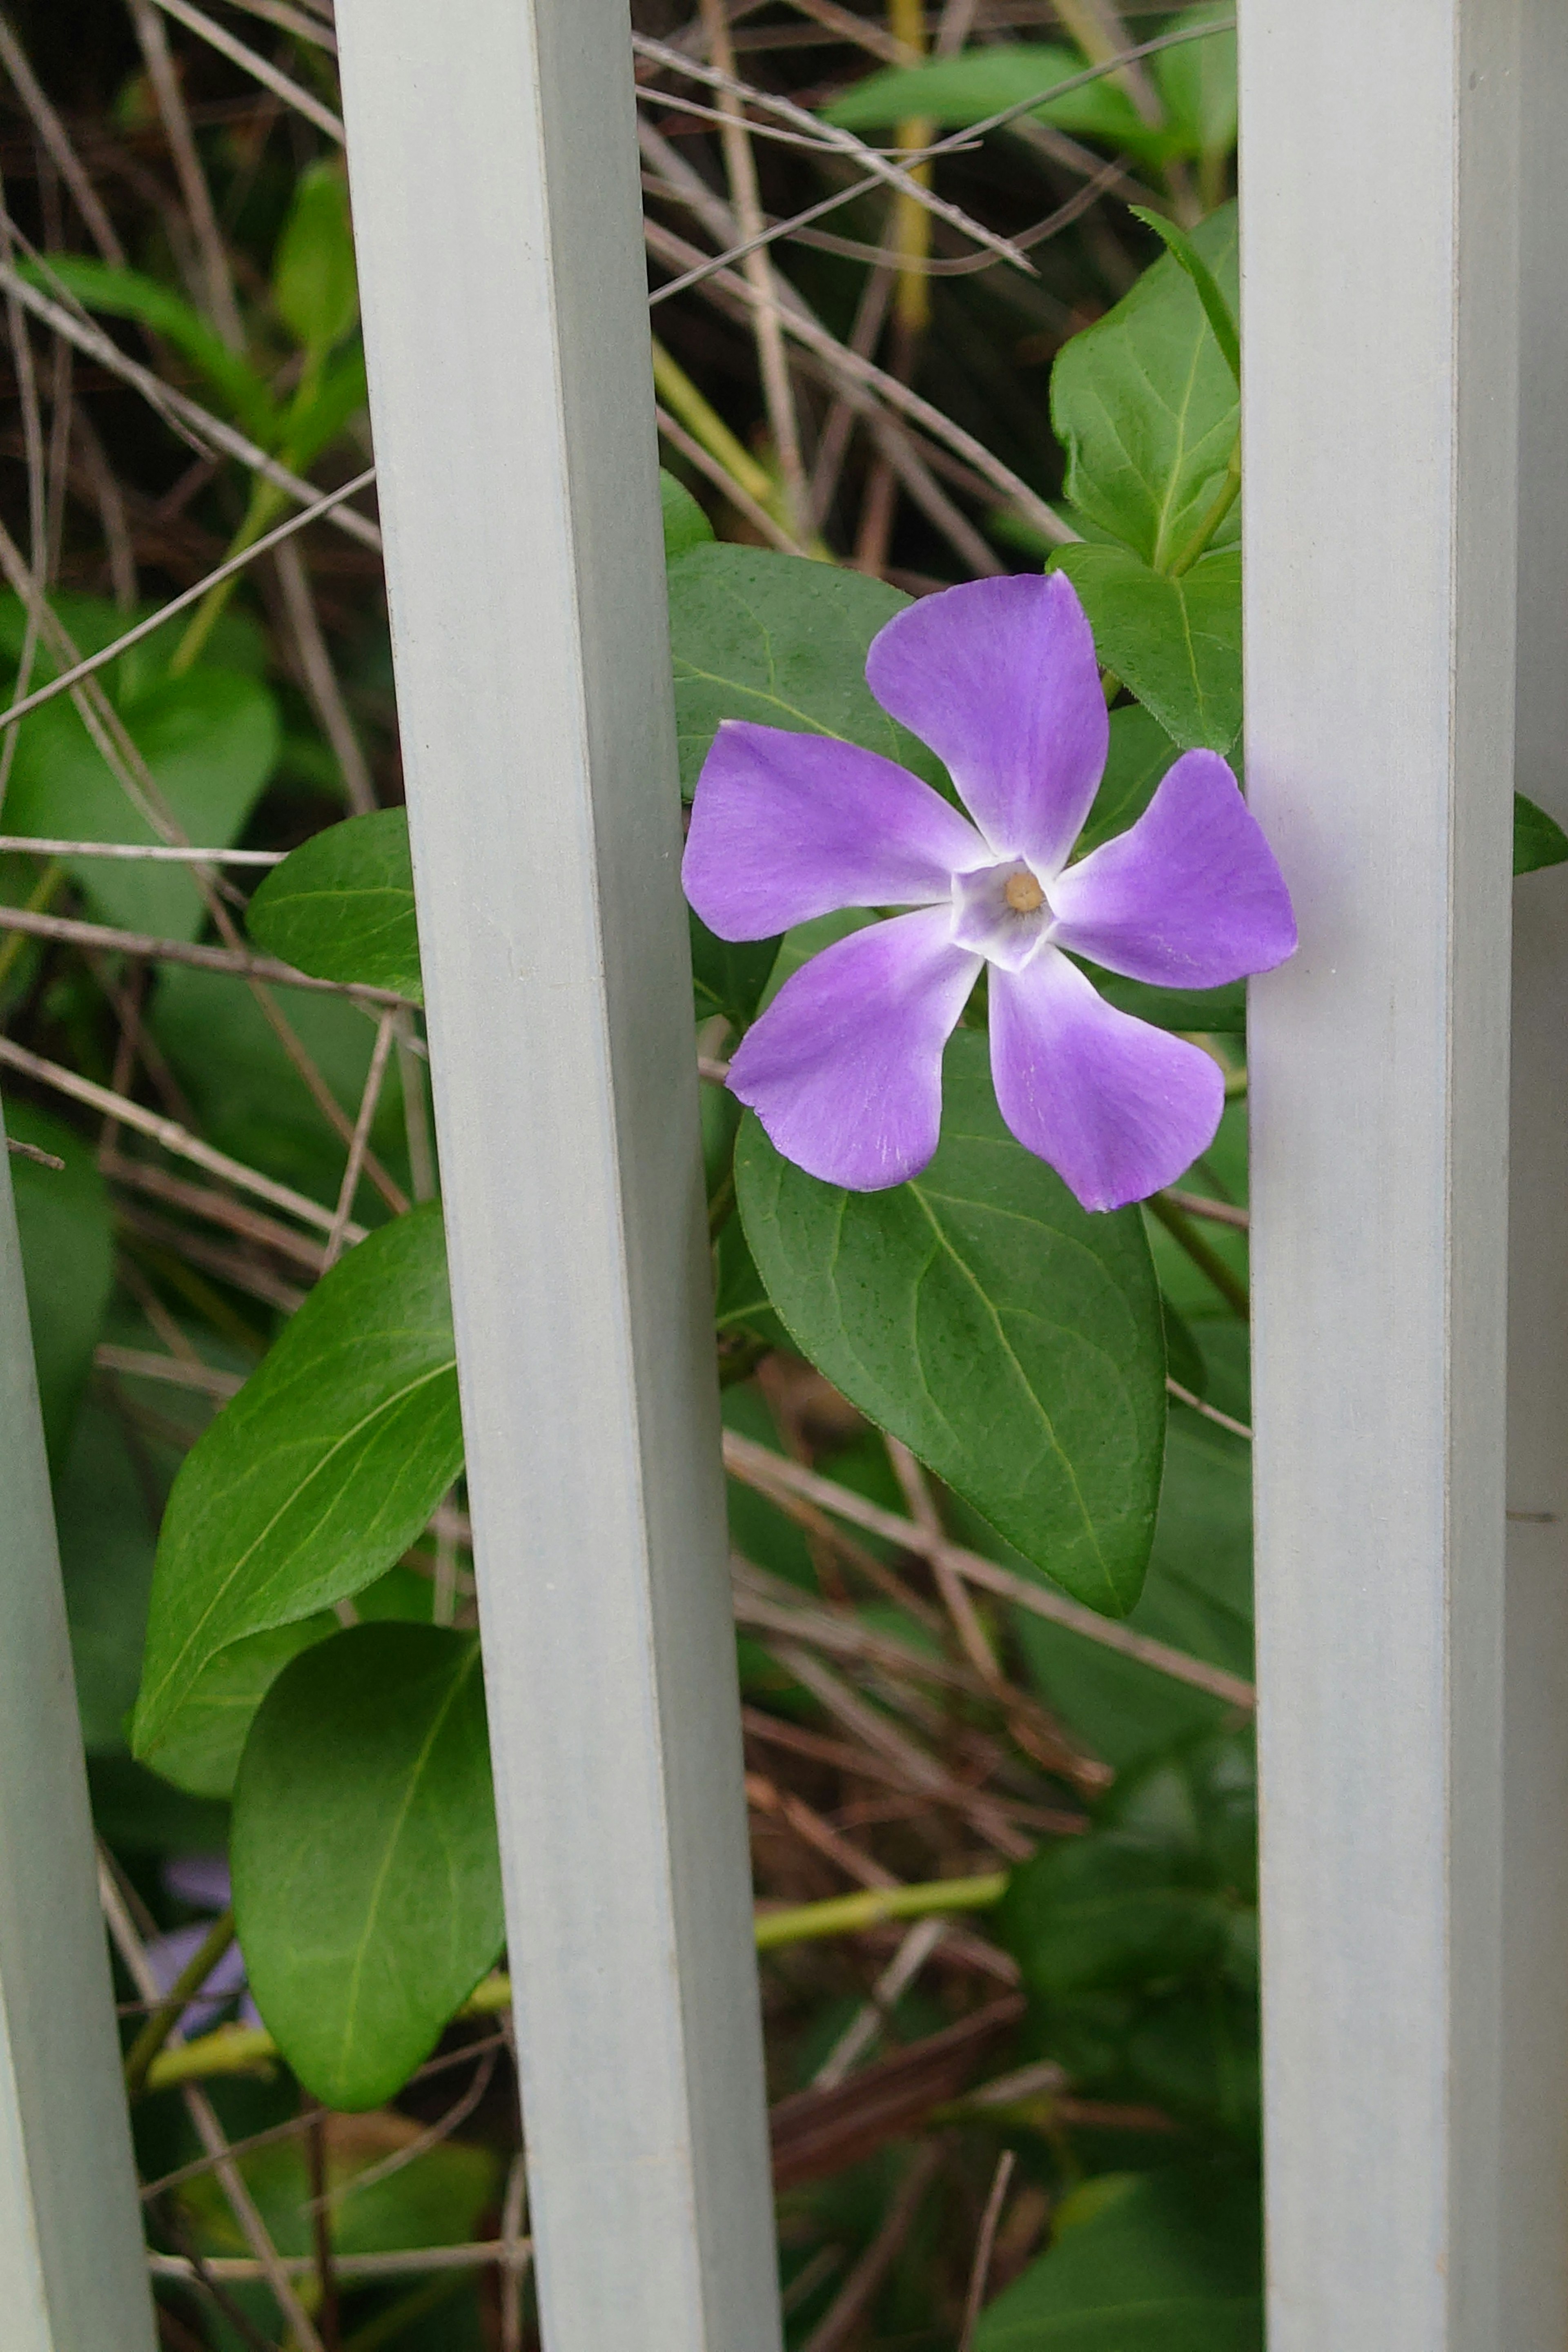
[146,1854,260,2036]
[684,572,1295,1211]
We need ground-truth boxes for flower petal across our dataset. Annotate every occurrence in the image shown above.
[864,572,1108,874]
[989,947,1224,1211]
[727,908,980,1189]
[683,720,986,942]
[1048,748,1297,987]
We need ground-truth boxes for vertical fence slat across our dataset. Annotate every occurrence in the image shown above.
[0,1108,155,2350]
[332,6,782,2347]
[1502,3,1568,2339]
[1241,4,1519,2344]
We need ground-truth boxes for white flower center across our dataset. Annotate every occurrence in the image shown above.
[950,858,1056,972]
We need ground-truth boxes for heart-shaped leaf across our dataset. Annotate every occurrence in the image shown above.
[667,544,941,793]
[735,1029,1166,1616]
[1051,203,1239,570]
[232,1623,503,2109]
[1054,544,1241,752]
[132,1205,463,1758]
[247,807,422,1001]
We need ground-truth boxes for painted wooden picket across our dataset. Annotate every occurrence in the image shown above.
[0,1,1562,2347]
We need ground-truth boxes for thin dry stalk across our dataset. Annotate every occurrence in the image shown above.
[273,537,377,812]
[498,2151,530,2352]
[726,1431,1257,1709]
[97,1855,329,2352]
[323,1009,396,1267]
[959,2147,1018,2349]
[0,1031,365,1240]
[812,1913,947,2088]
[104,1152,328,1269]
[801,2140,943,2352]
[0,899,410,1004]
[0,465,376,733]
[0,257,382,547]
[0,12,125,260]
[126,0,246,346]
[697,0,809,541]
[145,0,345,142]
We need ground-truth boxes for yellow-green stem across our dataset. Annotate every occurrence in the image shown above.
[140,1871,1011,2094]
[124,1906,236,2094]
[0,857,63,993]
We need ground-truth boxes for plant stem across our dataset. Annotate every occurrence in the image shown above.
[1166,436,1241,578]
[1147,1192,1250,1319]
[142,1872,1012,2091]
[124,1906,237,2094]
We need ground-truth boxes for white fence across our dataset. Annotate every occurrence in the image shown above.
[0,2,1563,2347]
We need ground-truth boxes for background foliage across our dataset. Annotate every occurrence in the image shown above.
[0,2,1441,2343]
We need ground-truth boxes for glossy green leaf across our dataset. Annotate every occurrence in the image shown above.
[972,2167,1262,2351]
[666,545,941,794]
[247,808,422,1002]
[231,1622,503,2108]
[1126,209,1239,385]
[2,668,281,939]
[132,1205,463,1757]
[7,1100,112,1473]
[1055,544,1241,751]
[272,161,359,357]
[823,46,1164,164]
[148,1615,336,1799]
[1052,203,1239,570]
[20,256,275,439]
[1007,1411,1253,1775]
[1153,6,1239,163]
[661,468,714,559]
[1514,791,1568,875]
[736,1029,1166,1616]
[151,965,412,1210]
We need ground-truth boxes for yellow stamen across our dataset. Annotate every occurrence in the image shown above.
[1004,871,1045,914]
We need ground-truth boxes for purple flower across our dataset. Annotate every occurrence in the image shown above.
[683,573,1295,1211]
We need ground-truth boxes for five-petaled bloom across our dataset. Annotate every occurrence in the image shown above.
[683,572,1296,1212]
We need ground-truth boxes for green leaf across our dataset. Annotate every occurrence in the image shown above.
[132,1205,463,1757]
[20,257,276,440]
[1152,6,1239,164]
[151,966,412,1209]
[1051,203,1239,570]
[662,468,714,559]
[1000,1831,1232,2000]
[823,46,1165,165]
[176,2060,499,2261]
[667,545,942,795]
[247,808,422,1002]
[1007,1412,1254,1775]
[148,1616,336,1800]
[278,340,369,473]
[1054,544,1241,752]
[1,668,281,940]
[1076,704,1181,855]
[231,1622,503,2109]
[1514,790,1568,875]
[1125,209,1239,385]
[689,909,778,1031]
[972,2167,1262,2351]
[735,1029,1166,1616]
[272,161,359,358]
[7,1100,111,1473]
